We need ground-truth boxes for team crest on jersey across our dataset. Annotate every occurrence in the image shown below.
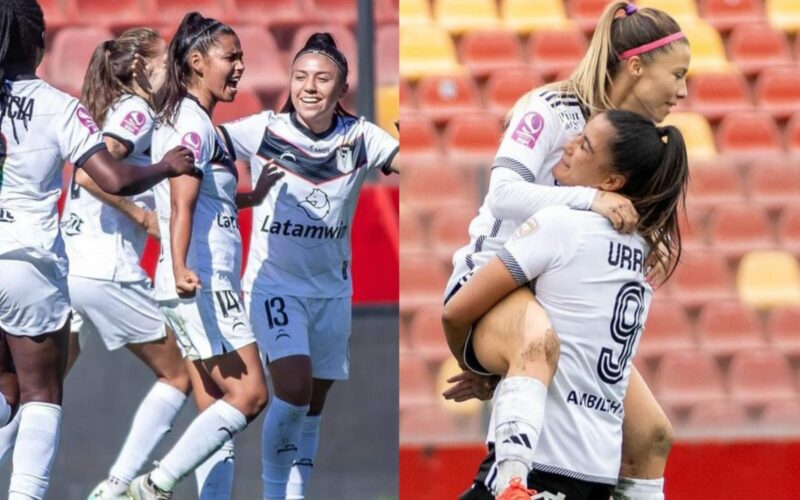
[76,105,99,134]
[510,217,539,240]
[181,132,203,162]
[120,110,147,135]
[336,143,355,174]
[298,188,331,220]
[60,213,84,236]
[511,112,544,149]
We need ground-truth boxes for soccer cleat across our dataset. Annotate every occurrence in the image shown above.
[87,479,128,499]
[127,474,172,500]
[497,477,537,500]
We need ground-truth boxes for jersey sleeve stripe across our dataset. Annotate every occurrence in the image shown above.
[102,132,134,159]
[73,143,108,169]
[497,248,527,285]
[492,157,536,183]
[379,144,399,175]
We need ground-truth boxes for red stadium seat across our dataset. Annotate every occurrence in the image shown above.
[484,67,544,119]
[40,0,72,28]
[228,26,285,96]
[567,0,608,34]
[756,66,800,119]
[787,113,800,154]
[748,156,800,210]
[213,89,263,125]
[527,28,587,79]
[230,0,306,27]
[399,78,414,111]
[400,162,472,217]
[727,24,792,76]
[72,0,150,29]
[150,0,234,25]
[400,404,482,441]
[376,24,399,86]
[688,72,753,121]
[408,305,452,361]
[307,0,357,25]
[398,114,440,160]
[399,252,450,313]
[766,305,800,355]
[442,113,504,168]
[678,207,707,251]
[430,206,478,266]
[707,204,773,258]
[729,350,797,406]
[655,350,726,409]
[291,25,358,88]
[686,400,750,430]
[637,301,694,359]
[696,301,764,357]
[669,253,734,307]
[702,0,764,32]
[400,204,427,255]
[375,0,399,24]
[49,27,114,96]
[685,160,744,211]
[716,111,782,157]
[778,204,800,257]
[760,399,800,429]
[399,355,436,407]
[416,74,482,125]
[458,30,525,78]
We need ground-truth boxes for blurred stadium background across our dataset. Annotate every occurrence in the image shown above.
[398,1,800,498]
[0,1,399,499]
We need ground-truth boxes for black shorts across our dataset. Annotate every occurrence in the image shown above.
[458,444,615,500]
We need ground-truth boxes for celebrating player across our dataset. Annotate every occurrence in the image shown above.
[442,3,690,499]
[443,110,689,499]
[0,1,195,499]
[125,12,282,499]
[218,32,399,499]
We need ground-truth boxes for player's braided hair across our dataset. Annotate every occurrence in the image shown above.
[605,109,689,282]
[157,11,236,127]
[280,33,355,119]
[82,28,161,128]
[0,0,45,143]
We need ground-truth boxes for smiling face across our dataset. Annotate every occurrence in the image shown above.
[552,113,624,189]
[191,33,244,104]
[626,43,691,123]
[290,52,348,132]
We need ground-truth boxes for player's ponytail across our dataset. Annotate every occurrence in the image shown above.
[605,110,689,281]
[157,11,236,127]
[81,28,161,127]
[280,32,355,119]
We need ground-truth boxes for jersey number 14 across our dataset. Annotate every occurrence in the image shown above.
[597,282,645,384]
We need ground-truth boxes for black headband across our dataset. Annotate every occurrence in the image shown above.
[294,48,348,79]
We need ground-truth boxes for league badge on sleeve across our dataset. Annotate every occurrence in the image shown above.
[510,217,539,241]
[76,105,99,134]
[181,132,203,163]
[511,112,544,149]
[120,110,147,135]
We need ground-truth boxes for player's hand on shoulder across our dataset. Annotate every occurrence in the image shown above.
[175,267,201,298]
[442,370,500,402]
[591,191,638,234]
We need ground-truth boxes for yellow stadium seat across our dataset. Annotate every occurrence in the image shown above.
[500,0,574,34]
[400,25,465,80]
[638,0,699,24]
[435,357,484,415]
[767,0,800,33]
[737,251,800,309]
[659,112,717,159]
[399,0,432,26]
[376,86,399,139]
[434,0,500,35]
[681,20,735,75]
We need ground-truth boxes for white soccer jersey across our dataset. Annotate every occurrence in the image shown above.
[151,96,241,300]
[447,88,598,295]
[0,77,105,277]
[497,206,652,484]
[62,94,155,282]
[220,111,398,298]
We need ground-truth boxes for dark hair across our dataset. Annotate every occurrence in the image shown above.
[157,11,236,127]
[605,109,689,281]
[280,32,354,118]
[81,28,161,127]
[0,0,45,142]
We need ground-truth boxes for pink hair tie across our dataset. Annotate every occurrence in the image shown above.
[624,3,637,15]
[619,32,686,59]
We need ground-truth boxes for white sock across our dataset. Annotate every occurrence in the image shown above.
[108,381,187,487]
[194,439,235,499]
[613,477,665,500]
[149,400,246,493]
[0,408,20,466]
[8,402,62,500]
[286,415,321,499]
[493,377,547,494]
[262,398,309,500]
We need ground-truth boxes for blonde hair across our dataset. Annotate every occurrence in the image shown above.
[506,2,687,126]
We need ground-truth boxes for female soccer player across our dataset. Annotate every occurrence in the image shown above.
[443,110,689,499]
[126,12,282,499]
[0,1,195,499]
[218,33,399,499]
[443,3,690,498]
[56,28,193,499]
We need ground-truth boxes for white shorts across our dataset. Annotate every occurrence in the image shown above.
[159,290,256,361]
[0,258,71,337]
[244,292,351,380]
[68,276,164,351]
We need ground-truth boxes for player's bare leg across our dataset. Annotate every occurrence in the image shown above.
[471,288,559,496]
[613,367,672,500]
